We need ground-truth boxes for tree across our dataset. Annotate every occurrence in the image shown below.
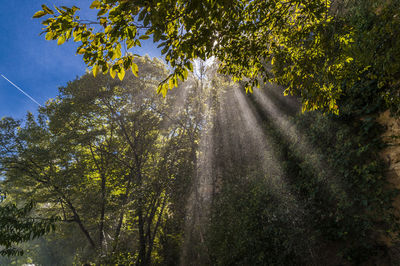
[0,57,206,264]
[0,116,58,257]
[34,0,359,114]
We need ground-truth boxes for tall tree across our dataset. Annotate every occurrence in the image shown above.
[0,57,205,264]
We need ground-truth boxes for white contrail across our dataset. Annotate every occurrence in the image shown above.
[1,74,42,107]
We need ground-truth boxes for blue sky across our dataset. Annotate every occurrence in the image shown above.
[0,1,160,119]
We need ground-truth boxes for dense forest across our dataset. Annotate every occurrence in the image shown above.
[1,0,400,265]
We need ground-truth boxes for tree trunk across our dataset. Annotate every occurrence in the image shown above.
[137,207,147,266]
[63,197,96,249]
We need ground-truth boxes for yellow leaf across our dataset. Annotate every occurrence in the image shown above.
[110,67,116,79]
[33,10,47,18]
[245,85,253,94]
[131,63,138,77]
[92,65,99,77]
[73,31,81,41]
[157,83,168,97]
[45,32,53,40]
[117,68,125,80]
[57,35,66,45]
[283,89,289,96]
[162,83,168,97]
[105,25,112,34]
[345,57,353,63]
[90,0,101,9]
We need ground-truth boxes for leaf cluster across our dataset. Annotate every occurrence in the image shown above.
[0,198,56,257]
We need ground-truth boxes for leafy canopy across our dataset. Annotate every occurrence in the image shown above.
[33,0,354,113]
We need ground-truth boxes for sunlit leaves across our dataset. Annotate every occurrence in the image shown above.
[32,0,362,112]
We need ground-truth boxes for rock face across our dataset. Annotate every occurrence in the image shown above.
[378,110,400,209]
[377,110,400,263]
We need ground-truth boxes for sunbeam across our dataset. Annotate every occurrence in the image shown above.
[253,85,349,201]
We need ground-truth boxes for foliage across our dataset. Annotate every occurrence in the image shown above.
[205,1,400,265]
[34,0,400,115]
[287,113,396,263]
[0,57,203,264]
[9,1,400,259]
[206,79,399,264]
[342,0,400,115]
[0,192,56,257]
[208,175,309,265]
[33,0,360,113]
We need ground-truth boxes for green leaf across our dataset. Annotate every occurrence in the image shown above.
[154,31,161,42]
[73,31,82,42]
[41,5,54,15]
[138,9,146,21]
[157,41,167,48]
[97,9,107,16]
[161,47,168,55]
[139,35,150,40]
[101,63,109,73]
[126,26,136,39]
[143,15,150,27]
[113,44,122,59]
[127,39,135,49]
[54,6,63,14]
[33,10,47,18]
[185,62,193,72]
[182,68,188,79]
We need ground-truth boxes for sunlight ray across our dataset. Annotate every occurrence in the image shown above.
[181,80,215,265]
[253,85,348,200]
[209,85,302,212]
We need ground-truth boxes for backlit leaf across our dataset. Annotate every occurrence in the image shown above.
[90,0,101,9]
[131,63,138,77]
[33,10,47,18]
[117,67,125,80]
